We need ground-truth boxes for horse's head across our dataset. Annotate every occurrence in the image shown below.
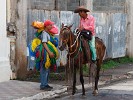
[59,23,73,51]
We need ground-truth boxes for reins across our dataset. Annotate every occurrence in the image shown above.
[61,26,82,72]
[62,27,81,56]
[70,30,81,48]
[62,27,82,75]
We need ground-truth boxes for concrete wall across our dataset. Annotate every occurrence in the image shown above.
[15,0,28,79]
[7,0,29,79]
[0,0,12,82]
[7,0,133,80]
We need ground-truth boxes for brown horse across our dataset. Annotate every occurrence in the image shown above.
[59,24,106,95]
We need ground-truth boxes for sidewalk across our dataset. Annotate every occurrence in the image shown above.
[0,63,133,100]
[0,80,67,100]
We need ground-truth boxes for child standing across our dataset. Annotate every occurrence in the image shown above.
[40,20,56,90]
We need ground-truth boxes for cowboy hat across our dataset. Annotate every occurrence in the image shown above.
[74,6,90,13]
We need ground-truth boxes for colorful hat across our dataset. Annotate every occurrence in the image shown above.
[44,20,54,27]
[49,25,58,35]
[31,21,44,29]
[74,6,90,13]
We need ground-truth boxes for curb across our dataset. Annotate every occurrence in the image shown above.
[15,72,133,100]
[14,87,68,100]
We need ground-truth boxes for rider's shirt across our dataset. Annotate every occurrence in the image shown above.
[80,14,95,36]
[41,31,50,43]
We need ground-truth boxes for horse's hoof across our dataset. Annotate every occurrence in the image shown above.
[72,91,75,95]
[82,93,85,95]
[92,90,98,96]
[72,92,75,95]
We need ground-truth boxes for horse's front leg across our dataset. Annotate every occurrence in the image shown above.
[93,64,100,96]
[80,65,85,95]
[72,65,76,95]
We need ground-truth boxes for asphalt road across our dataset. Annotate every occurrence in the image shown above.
[55,79,133,100]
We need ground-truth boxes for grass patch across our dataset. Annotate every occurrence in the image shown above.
[101,60,120,70]
[83,56,133,74]
[83,64,89,75]
[102,56,133,70]
[117,57,133,63]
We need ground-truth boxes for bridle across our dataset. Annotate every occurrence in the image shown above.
[60,26,83,76]
[60,26,81,56]
[60,27,70,45]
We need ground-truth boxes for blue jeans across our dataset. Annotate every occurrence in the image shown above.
[88,36,97,61]
[40,65,50,88]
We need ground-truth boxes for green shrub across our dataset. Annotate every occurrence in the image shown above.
[83,56,133,74]
[102,56,133,70]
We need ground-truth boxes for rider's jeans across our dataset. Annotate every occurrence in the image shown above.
[88,36,97,61]
[40,65,50,88]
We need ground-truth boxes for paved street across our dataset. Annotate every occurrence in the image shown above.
[0,63,132,100]
[60,79,133,100]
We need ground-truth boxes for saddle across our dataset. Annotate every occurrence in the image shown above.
[80,30,92,40]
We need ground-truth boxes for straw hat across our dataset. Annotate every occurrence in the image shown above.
[74,6,90,13]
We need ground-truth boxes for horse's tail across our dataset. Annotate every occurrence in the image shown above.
[95,37,106,63]
[102,44,106,61]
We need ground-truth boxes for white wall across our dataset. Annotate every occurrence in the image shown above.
[0,0,12,82]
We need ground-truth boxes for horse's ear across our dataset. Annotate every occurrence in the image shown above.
[61,23,64,28]
[68,24,73,29]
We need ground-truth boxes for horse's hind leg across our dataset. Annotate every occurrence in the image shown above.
[93,63,100,95]
[72,66,76,95]
[80,66,85,95]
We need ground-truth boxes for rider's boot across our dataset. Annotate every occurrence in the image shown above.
[91,60,97,67]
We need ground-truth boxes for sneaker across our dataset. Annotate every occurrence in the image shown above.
[46,85,53,89]
[40,86,52,91]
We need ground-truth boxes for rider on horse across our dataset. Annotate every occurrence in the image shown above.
[74,6,97,64]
